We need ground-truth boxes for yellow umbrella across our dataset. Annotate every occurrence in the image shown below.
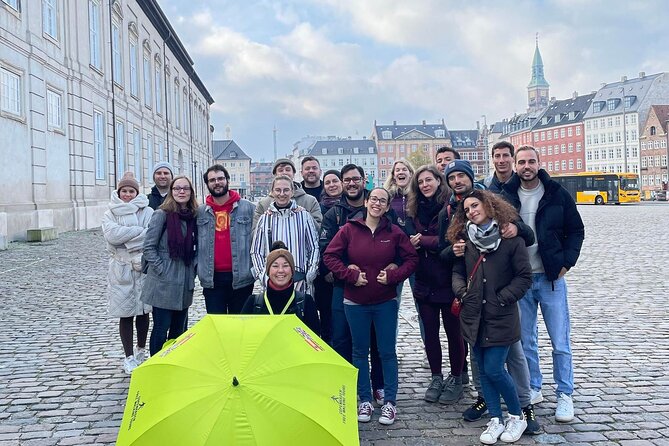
[117,314,359,446]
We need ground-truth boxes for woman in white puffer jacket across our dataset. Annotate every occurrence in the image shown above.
[102,172,153,374]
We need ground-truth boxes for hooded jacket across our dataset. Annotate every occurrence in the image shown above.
[148,185,167,210]
[500,170,585,281]
[323,216,418,305]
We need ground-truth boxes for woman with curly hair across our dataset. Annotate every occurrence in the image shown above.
[447,190,532,445]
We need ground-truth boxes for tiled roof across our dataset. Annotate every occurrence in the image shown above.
[308,139,377,156]
[532,93,595,130]
[212,140,251,160]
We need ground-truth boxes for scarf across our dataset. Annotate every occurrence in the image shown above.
[320,193,341,211]
[166,209,197,265]
[466,219,501,253]
[417,196,442,228]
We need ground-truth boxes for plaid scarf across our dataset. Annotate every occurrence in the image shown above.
[466,219,501,253]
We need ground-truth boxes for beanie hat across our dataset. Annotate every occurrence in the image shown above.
[152,161,174,176]
[117,171,140,194]
[272,158,296,175]
[265,241,295,276]
[323,169,341,180]
[444,159,475,184]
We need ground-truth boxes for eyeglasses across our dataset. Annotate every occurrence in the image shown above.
[207,176,227,184]
[368,196,388,205]
[342,177,362,184]
[172,186,191,192]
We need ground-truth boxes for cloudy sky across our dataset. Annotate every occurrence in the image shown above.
[158,0,667,161]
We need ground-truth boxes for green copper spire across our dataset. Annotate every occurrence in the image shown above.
[528,34,549,88]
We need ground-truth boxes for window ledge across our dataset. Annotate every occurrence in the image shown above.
[1,111,26,124]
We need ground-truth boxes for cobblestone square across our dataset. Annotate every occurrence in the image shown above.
[1,204,668,445]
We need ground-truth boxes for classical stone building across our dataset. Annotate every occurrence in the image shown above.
[0,0,213,246]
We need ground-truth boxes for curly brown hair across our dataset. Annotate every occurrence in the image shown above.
[446,190,519,244]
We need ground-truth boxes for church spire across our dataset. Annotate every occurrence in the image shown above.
[527,34,549,112]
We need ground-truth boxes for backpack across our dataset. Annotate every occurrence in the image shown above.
[253,292,306,318]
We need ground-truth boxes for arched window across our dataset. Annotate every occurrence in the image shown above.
[650,126,657,136]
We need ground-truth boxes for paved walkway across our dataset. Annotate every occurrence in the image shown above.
[1,205,668,445]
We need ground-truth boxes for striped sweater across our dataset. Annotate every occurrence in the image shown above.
[251,200,320,295]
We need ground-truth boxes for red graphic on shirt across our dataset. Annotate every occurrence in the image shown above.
[215,211,230,232]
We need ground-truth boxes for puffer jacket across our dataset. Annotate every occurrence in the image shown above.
[452,237,532,348]
[102,192,153,318]
[196,198,255,290]
[140,209,197,311]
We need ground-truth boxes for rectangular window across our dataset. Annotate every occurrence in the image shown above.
[608,148,614,159]
[116,121,125,177]
[111,22,122,84]
[2,0,20,11]
[568,143,573,153]
[129,41,138,97]
[576,126,581,136]
[133,127,142,181]
[548,162,553,171]
[608,133,614,143]
[541,131,545,141]
[174,84,180,128]
[560,128,565,138]
[568,127,573,137]
[46,89,62,129]
[576,142,582,152]
[183,92,188,133]
[607,118,613,127]
[553,130,558,139]
[561,144,566,153]
[577,159,582,169]
[88,1,101,70]
[94,110,105,180]
[569,159,574,170]
[662,155,668,167]
[548,146,553,155]
[42,0,58,39]
[547,131,551,140]
[143,55,151,106]
[154,64,162,114]
[146,133,153,176]
[0,67,21,115]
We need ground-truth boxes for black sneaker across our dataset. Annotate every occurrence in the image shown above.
[424,375,443,403]
[463,396,488,421]
[522,404,541,435]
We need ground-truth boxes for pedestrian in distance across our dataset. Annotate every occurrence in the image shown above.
[241,241,320,334]
[324,187,418,426]
[197,164,256,315]
[251,175,319,296]
[141,176,198,357]
[102,172,153,374]
[406,165,466,404]
[448,189,533,445]
[147,161,174,210]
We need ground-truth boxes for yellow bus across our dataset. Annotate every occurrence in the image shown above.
[551,172,640,204]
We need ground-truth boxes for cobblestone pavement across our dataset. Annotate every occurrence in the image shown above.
[1,204,668,446]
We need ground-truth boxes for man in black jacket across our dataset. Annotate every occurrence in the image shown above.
[501,145,585,424]
[147,161,174,210]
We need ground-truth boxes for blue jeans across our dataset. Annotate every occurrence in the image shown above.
[519,274,573,395]
[472,344,521,419]
[149,307,188,356]
[331,285,384,390]
[345,299,399,404]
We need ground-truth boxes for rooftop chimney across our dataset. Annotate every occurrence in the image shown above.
[572,91,578,99]
[639,71,646,78]
[393,120,397,125]
[621,75,627,82]
[422,120,426,125]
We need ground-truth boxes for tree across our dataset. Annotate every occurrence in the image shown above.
[406,150,432,169]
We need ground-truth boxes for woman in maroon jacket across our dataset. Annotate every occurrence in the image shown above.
[406,165,466,404]
[324,187,418,427]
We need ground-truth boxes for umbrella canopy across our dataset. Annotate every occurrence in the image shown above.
[117,314,359,446]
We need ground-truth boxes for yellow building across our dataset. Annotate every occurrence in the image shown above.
[212,140,251,198]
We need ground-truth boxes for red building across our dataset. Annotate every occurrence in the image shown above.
[639,105,669,198]
[530,93,594,174]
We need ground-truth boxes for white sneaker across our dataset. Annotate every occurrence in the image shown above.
[357,401,374,423]
[480,417,505,445]
[500,413,527,443]
[378,402,396,425]
[134,346,149,364]
[123,356,139,374]
[530,388,543,404]
[555,393,574,422]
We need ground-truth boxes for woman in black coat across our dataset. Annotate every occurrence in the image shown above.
[447,190,532,445]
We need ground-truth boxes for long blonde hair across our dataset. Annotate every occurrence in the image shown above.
[383,159,415,198]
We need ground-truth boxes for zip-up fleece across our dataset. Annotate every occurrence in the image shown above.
[323,216,418,305]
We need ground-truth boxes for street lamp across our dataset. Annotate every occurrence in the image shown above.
[621,87,628,173]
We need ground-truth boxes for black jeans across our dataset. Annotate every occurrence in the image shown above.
[313,274,333,343]
[150,307,188,356]
[203,272,255,314]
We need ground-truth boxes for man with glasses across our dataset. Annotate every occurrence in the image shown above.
[253,158,322,231]
[196,164,255,314]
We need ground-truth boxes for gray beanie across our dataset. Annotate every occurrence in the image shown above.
[152,161,174,176]
[272,158,296,175]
